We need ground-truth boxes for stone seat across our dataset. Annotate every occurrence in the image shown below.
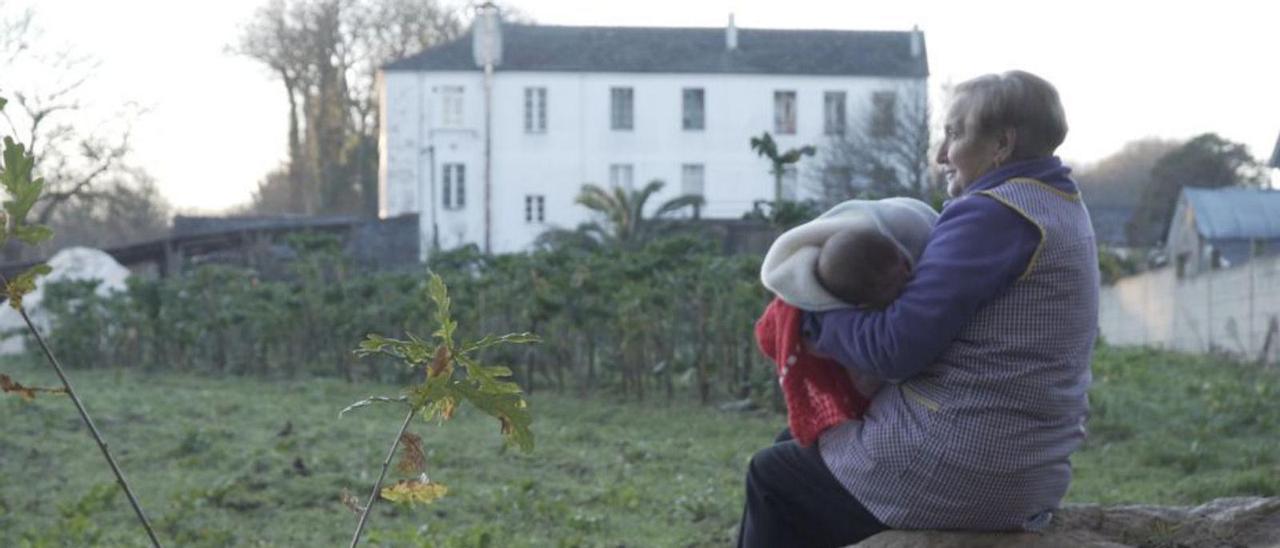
[852,497,1280,548]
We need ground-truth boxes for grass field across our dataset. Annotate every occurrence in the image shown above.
[2,346,1277,547]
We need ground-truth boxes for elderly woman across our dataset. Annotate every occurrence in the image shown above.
[737,70,1099,547]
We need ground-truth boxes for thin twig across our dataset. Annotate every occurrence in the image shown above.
[338,395,408,418]
[15,304,163,548]
[349,407,417,548]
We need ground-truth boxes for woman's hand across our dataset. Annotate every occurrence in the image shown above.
[802,337,832,360]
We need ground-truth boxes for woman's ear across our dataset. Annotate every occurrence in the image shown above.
[995,127,1018,165]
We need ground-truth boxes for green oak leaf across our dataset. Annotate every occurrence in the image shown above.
[4,264,52,310]
[12,224,53,245]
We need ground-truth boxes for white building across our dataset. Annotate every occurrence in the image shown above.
[379,18,929,256]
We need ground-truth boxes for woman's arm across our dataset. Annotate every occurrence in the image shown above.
[808,194,1041,382]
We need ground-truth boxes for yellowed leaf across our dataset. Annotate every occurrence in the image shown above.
[440,398,457,420]
[381,478,448,506]
[0,373,66,401]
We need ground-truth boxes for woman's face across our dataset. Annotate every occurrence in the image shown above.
[937,95,1002,197]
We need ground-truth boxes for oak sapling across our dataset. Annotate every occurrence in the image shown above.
[343,272,538,547]
[0,94,163,547]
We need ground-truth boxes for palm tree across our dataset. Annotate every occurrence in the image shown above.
[537,179,704,250]
[750,131,816,203]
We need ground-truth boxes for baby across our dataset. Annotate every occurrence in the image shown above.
[816,221,914,310]
[755,197,938,446]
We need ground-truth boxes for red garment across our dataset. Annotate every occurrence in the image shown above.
[755,297,871,447]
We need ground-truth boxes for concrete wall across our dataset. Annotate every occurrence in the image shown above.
[381,68,925,256]
[1099,253,1280,362]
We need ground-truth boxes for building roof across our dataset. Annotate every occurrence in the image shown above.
[384,24,928,78]
[171,214,363,238]
[1183,187,1280,240]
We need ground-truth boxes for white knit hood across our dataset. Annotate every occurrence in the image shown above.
[760,197,938,311]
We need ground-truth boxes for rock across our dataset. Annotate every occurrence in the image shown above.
[853,497,1280,548]
[0,247,130,354]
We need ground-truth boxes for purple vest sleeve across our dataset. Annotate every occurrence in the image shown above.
[808,194,1041,381]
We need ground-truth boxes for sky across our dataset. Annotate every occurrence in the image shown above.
[10,0,1280,212]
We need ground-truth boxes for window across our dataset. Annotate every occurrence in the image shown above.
[682,88,705,130]
[871,91,897,137]
[681,164,705,197]
[525,195,545,223]
[610,87,634,130]
[824,91,846,135]
[440,86,464,128]
[524,87,547,133]
[442,163,466,210]
[774,91,797,134]
[609,164,634,191]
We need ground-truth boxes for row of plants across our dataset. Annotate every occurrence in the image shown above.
[19,231,776,404]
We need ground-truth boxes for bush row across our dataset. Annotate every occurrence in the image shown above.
[22,233,777,405]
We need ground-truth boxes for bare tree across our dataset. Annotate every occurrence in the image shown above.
[0,4,33,65]
[810,83,933,207]
[41,171,171,252]
[1,3,152,259]
[243,165,297,214]
[236,0,462,216]
[236,0,311,214]
[1075,138,1182,209]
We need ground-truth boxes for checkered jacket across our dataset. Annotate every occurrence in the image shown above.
[818,178,1099,531]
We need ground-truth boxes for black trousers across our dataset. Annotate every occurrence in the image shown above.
[736,429,888,548]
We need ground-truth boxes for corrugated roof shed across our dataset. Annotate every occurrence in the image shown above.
[1183,187,1280,240]
[384,24,928,78]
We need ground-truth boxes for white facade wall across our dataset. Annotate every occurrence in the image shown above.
[380,69,924,256]
[1164,194,1211,276]
[1098,254,1280,362]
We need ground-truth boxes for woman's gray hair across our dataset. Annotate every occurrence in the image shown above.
[954,70,1068,160]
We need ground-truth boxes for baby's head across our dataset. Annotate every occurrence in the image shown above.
[816,225,911,309]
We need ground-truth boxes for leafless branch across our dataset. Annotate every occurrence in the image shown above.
[810,82,934,206]
[0,5,34,65]
[33,128,131,225]
[349,407,417,548]
[0,274,163,548]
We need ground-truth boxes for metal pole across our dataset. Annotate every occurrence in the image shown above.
[1249,239,1257,353]
[483,60,493,254]
[429,145,439,253]
[1207,258,1214,353]
[417,74,438,262]
[471,2,500,255]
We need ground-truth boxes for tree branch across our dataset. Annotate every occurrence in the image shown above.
[1,274,163,548]
[349,407,416,548]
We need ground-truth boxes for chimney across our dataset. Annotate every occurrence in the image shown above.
[909,25,922,58]
[726,14,738,51]
[472,2,503,67]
